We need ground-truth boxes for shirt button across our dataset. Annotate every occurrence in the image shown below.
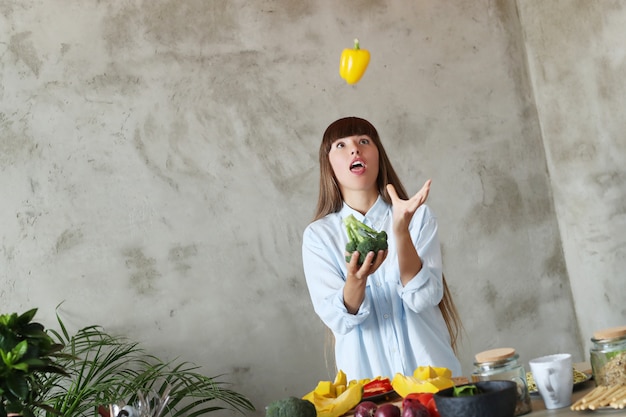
[376,282,382,287]
[383,314,389,319]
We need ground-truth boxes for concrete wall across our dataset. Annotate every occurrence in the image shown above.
[517,0,626,354]
[1,1,624,416]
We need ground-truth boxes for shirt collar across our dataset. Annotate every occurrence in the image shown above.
[339,195,389,229]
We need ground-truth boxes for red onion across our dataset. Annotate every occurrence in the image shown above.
[375,403,401,417]
[354,401,378,417]
[401,401,429,417]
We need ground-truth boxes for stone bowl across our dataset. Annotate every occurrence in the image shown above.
[433,380,518,417]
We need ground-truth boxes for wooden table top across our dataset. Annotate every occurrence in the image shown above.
[529,379,626,416]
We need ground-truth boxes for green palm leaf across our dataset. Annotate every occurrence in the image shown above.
[39,311,254,417]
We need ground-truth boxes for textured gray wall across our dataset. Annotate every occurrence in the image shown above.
[518,0,626,355]
[1,1,624,416]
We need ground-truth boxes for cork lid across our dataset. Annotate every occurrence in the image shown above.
[593,325,626,340]
[475,347,516,363]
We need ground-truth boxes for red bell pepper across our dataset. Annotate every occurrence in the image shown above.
[363,378,394,397]
[403,393,440,417]
[404,393,433,404]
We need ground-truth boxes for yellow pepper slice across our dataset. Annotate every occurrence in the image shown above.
[391,369,455,398]
[414,365,453,380]
[339,38,370,85]
[333,369,347,387]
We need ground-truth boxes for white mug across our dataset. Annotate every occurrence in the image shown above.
[529,353,573,409]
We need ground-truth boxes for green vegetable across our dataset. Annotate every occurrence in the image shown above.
[266,396,316,417]
[453,384,479,397]
[343,214,388,265]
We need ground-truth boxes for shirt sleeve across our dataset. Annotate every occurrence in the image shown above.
[396,205,444,312]
[302,223,370,335]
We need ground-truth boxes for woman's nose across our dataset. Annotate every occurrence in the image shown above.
[351,147,359,154]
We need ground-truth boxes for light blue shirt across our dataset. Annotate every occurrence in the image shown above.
[302,196,462,380]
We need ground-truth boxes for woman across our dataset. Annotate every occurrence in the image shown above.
[302,117,462,380]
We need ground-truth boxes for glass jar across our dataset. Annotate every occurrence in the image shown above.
[471,347,532,416]
[590,325,626,386]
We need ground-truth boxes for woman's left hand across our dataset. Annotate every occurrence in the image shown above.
[387,179,431,233]
[345,249,388,280]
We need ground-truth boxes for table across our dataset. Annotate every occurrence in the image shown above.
[530,379,626,416]
[344,378,626,416]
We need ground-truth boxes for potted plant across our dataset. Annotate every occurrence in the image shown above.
[0,308,68,417]
[38,310,255,417]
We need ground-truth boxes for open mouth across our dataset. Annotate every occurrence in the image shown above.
[350,160,365,171]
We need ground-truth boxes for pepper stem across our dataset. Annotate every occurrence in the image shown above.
[353,38,360,50]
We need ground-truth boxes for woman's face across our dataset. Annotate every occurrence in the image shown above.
[328,134,380,197]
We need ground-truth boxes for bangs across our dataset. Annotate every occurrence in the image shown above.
[322,117,379,148]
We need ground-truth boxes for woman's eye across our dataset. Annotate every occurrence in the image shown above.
[335,142,345,149]
[359,138,370,145]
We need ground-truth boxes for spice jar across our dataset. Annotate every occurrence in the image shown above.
[472,347,532,416]
[590,325,626,386]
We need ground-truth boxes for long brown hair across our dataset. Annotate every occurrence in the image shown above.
[314,116,462,353]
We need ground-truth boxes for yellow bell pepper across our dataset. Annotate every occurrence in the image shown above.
[413,365,453,380]
[302,370,364,417]
[333,369,347,386]
[391,366,455,398]
[392,373,454,397]
[339,38,370,85]
[312,383,363,417]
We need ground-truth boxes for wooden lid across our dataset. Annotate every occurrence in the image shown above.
[593,325,626,340]
[475,347,516,363]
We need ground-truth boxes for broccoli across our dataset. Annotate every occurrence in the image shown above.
[265,396,316,417]
[343,214,388,265]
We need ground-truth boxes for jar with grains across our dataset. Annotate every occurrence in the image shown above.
[472,347,532,416]
[590,325,626,386]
